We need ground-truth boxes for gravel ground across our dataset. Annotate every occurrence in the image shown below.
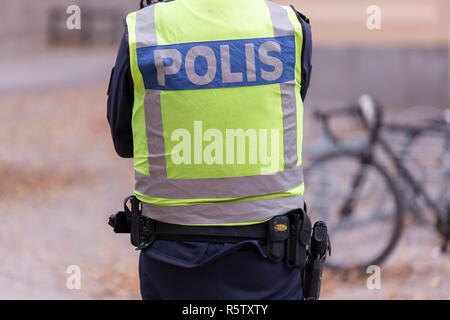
[0,54,448,299]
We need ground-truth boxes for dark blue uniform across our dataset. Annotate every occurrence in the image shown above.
[139,240,302,299]
[107,11,312,300]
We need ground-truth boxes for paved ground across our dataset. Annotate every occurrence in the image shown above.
[322,224,449,299]
[0,47,448,299]
[0,84,139,299]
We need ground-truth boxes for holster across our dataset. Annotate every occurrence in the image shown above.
[285,205,312,269]
[265,204,312,269]
[108,196,155,250]
[303,221,331,300]
[266,215,290,262]
[130,196,155,250]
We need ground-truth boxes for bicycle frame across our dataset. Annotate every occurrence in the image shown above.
[377,132,448,225]
[313,99,449,249]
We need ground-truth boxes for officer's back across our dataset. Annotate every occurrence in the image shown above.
[108,0,312,300]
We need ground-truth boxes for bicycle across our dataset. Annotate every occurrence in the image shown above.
[303,95,450,270]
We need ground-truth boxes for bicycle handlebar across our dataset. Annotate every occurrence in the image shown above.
[314,95,383,146]
[313,104,360,121]
[313,105,358,144]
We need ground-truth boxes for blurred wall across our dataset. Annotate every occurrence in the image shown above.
[308,47,449,108]
[0,0,448,108]
[282,0,450,47]
[0,0,136,53]
[282,0,450,108]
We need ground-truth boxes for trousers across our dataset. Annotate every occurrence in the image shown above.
[139,239,303,300]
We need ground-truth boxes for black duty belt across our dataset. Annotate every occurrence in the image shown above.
[148,218,267,243]
[109,195,312,268]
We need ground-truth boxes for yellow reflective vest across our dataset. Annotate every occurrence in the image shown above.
[126,0,307,225]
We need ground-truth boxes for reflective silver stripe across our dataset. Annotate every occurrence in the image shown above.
[265,0,294,37]
[136,165,303,199]
[141,195,304,225]
[135,7,169,180]
[144,90,167,179]
[280,80,298,168]
[265,0,298,170]
[133,2,302,200]
[135,6,157,48]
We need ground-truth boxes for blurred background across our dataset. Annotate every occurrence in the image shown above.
[0,0,448,299]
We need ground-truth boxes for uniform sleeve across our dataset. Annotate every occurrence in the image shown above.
[291,7,312,101]
[107,24,134,158]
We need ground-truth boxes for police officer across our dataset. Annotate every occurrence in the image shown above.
[107,0,312,300]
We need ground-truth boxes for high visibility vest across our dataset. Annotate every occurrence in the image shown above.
[126,0,306,226]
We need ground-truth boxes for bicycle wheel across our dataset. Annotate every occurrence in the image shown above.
[304,150,404,270]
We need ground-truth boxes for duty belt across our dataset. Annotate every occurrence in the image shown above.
[109,195,312,268]
[145,219,267,243]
